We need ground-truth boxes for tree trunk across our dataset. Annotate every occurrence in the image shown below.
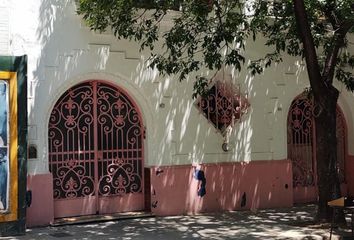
[292,0,345,222]
[314,84,343,222]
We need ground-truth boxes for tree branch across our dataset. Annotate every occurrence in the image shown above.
[292,0,325,97]
[322,21,354,84]
[323,0,339,29]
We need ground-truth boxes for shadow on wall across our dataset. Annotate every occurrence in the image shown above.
[28,0,121,226]
[149,161,293,216]
[24,0,335,227]
[31,0,79,174]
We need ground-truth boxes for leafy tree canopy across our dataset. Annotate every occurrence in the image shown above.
[78,0,354,96]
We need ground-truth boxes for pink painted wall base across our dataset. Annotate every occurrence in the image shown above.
[293,186,317,204]
[25,156,353,227]
[149,160,293,216]
[347,155,354,197]
[26,173,54,227]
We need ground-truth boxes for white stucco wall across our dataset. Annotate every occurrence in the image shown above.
[0,0,10,55]
[5,0,354,174]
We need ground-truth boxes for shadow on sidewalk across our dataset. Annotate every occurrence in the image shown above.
[3,204,353,240]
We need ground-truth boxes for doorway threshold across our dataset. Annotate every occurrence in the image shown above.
[51,211,155,227]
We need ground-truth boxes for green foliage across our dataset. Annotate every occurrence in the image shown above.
[336,68,354,91]
[192,76,209,99]
[77,0,354,97]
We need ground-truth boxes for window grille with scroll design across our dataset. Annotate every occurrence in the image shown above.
[196,81,249,133]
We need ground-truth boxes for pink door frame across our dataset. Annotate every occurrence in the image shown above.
[287,93,347,203]
[48,80,145,218]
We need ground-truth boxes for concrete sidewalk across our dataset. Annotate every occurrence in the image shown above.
[2,205,352,240]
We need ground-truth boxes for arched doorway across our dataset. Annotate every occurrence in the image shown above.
[48,81,145,218]
[287,92,346,203]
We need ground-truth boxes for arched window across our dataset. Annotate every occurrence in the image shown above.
[287,93,346,188]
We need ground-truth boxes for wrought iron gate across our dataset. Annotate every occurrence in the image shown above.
[49,81,144,218]
[287,93,346,203]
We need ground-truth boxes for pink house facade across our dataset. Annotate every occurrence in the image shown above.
[0,0,353,227]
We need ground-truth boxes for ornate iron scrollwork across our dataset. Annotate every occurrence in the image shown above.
[288,93,346,187]
[49,81,144,201]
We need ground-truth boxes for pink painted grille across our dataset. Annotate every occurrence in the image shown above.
[49,82,95,199]
[49,81,144,205]
[336,108,346,183]
[287,95,315,187]
[96,83,143,196]
[197,81,249,132]
[287,93,346,188]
